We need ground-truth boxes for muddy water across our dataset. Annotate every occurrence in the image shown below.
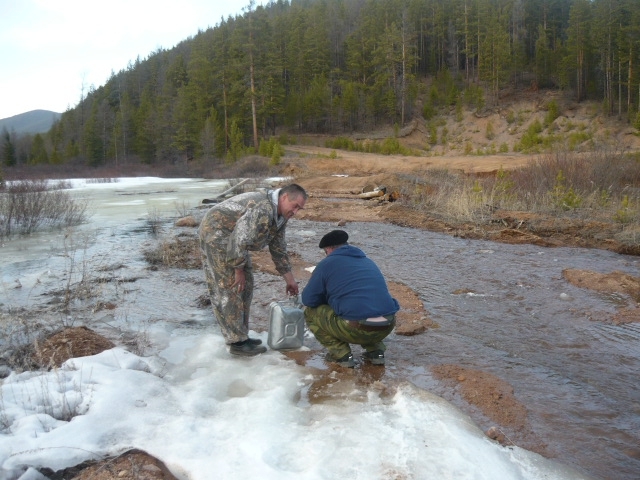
[286,220,640,480]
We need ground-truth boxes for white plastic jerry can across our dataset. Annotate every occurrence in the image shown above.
[267,295,305,350]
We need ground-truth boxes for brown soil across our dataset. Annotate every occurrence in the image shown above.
[430,364,547,453]
[562,269,640,301]
[46,449,176,480]
[288,146,639,256]
[562,269,640,324]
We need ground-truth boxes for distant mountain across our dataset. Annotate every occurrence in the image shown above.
[0,110,62,135]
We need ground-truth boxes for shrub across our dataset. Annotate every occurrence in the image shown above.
[429,84,440,107]
[423,101,437,120]
[464,142,473,155]
[515,119,544,152]
[278,133,296,145]
[551,170,582,210]
[325,137,355,150]
[455,100,464,122]
[428,122,438,145]
[613,195,636,224]
[258,137,285,165]
[485,121,495,140]
[441,126,449,145]
[567,131,592,151]
[463,85,485,110]
[471,179,483,201]
[492,167,515,204]
[270,142,284,165]
[544,100,560,127]
[0,180,88,237]
[258,138,270,157]
[379,138,402,155]
[208,156,275,179]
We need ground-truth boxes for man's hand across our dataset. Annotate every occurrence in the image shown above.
[232,267,246,292]
[283,272,299,296]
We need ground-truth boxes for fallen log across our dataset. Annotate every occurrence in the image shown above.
[358,189,386,199]
[202,178,250,204]
[358,185,386,199]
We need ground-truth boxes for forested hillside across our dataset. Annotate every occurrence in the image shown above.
[2,0,640,170]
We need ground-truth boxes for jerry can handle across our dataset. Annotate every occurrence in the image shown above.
[290,293,302,308]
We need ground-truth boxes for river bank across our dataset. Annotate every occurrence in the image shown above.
[3,167,639,480]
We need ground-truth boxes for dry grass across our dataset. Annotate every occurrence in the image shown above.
[143,234,202,270]
[34,326,115,369]
[0,311,51,372]
[398,148,640,230]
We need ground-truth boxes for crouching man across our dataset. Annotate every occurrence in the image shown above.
[301,230,399,367]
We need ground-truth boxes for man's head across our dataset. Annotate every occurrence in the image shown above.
[278,184,308,219]
[319,229,348,255]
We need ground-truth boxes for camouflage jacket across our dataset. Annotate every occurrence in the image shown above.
[199,190,291,274]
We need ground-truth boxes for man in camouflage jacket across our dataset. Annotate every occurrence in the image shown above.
[198,183,308,356]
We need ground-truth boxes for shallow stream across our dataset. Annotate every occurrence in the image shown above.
[1,179,638,479]
[286,220,640,480]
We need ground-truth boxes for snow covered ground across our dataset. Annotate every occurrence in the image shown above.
[1,332,590,480]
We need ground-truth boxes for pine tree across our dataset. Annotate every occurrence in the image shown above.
[133,87,157,164]
[200,106,225,160]
[227,119,244,163]
[30,134,49,165]
[2,129,17,167]
[565,0,593,101]
[478,0,511,105]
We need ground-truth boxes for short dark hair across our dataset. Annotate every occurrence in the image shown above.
[279,183,308,200]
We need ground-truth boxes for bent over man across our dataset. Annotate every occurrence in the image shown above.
[302,230,399,367]
[199,184,308,356]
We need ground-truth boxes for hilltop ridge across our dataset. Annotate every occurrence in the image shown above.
[0,109,61,135]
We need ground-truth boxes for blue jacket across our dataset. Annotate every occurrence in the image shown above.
[302,245,400,320]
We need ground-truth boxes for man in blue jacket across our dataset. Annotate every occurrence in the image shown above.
[301,230,399,367]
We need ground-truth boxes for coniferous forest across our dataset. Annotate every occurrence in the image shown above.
[3,0,640,170]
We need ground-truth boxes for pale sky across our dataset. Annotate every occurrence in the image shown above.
[0,0,262,120]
